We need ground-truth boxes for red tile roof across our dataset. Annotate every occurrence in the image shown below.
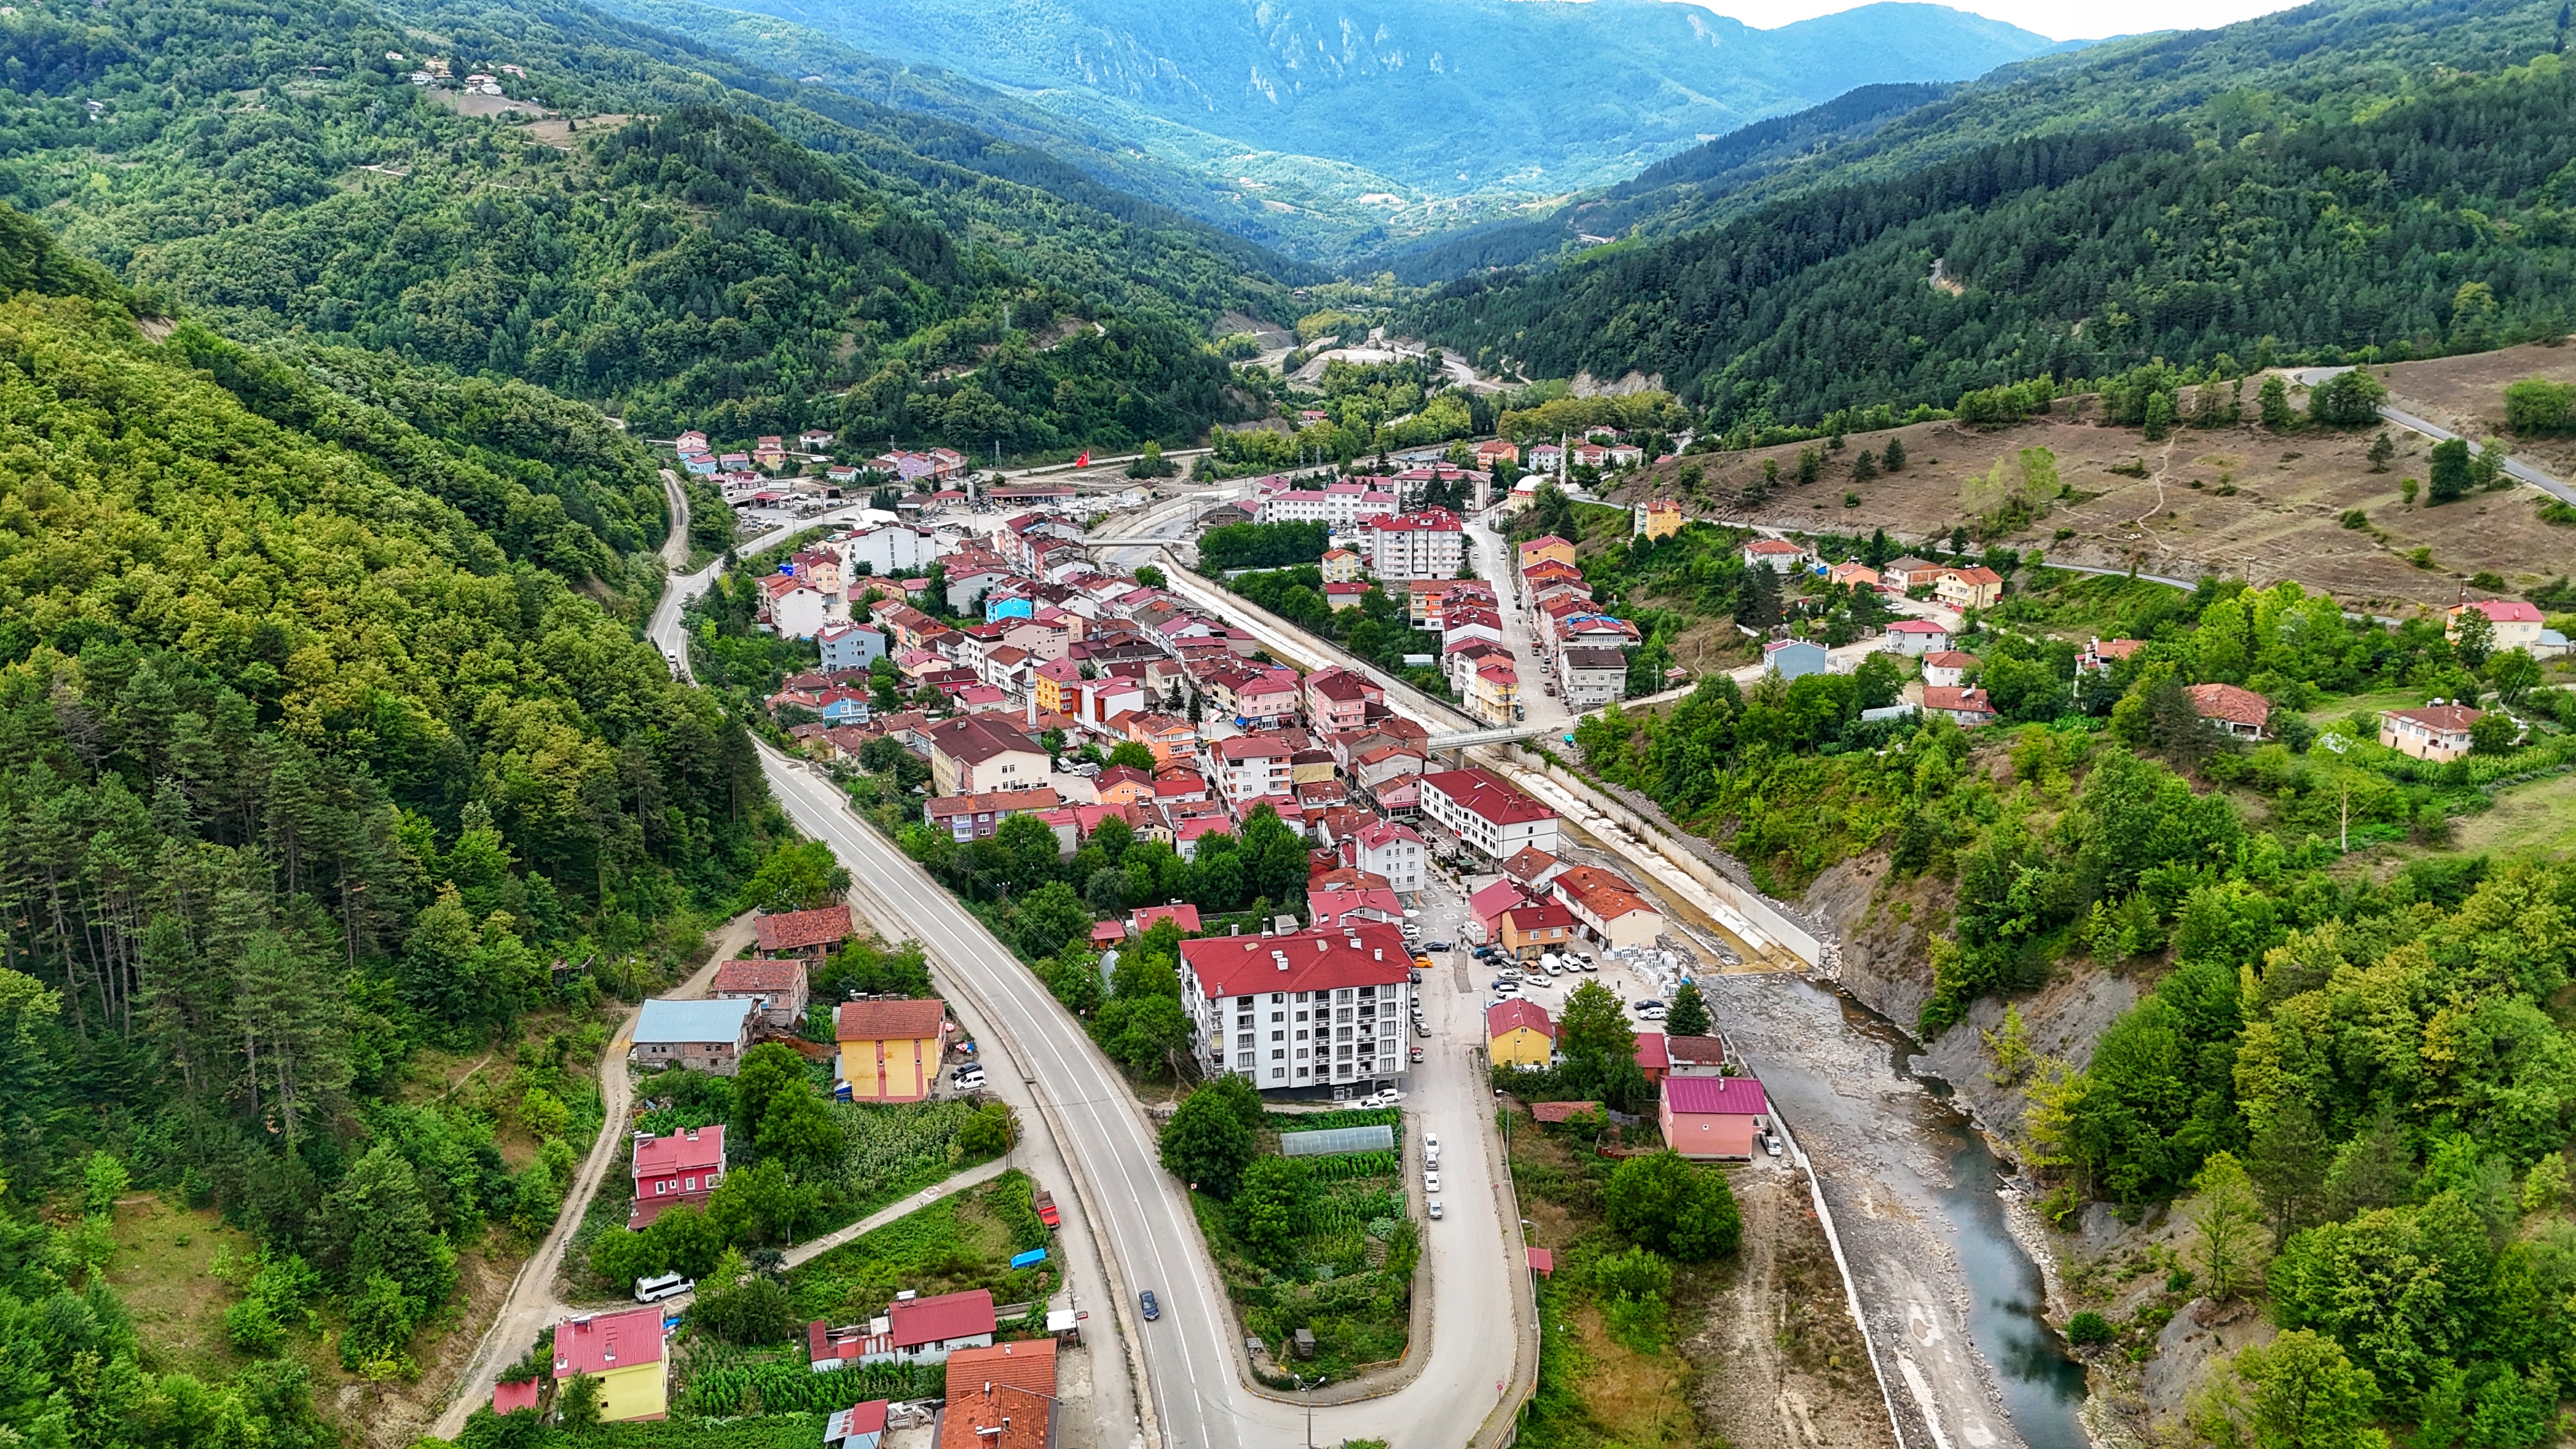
[1487,999,1555,1040]
[1920,650,1978,670]
[891,1289,996,1349]
[1182,921,1413,998]
[1503,900,1577,933]
[553,1308,666,1377]
[937,1382,1053,1449]
[944,1339,1059,1399]
[1886,619,1947,634]
[1664,1076,1768,1116]
[1634,1032,1669,1073]
[1529,1100,1601,1123]
[836,998,947,1041]
[1921,686,1996,717]
[711,960,806,997]
[2386,704,2483,733]
[1666,1035,1727,1066]
[632,1126,725,1179]
[755,905,854,953]
[2186,682,2270,730]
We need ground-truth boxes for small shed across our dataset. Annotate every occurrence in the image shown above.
[491,1379,542,1416]
[1292,1328,1317,1360]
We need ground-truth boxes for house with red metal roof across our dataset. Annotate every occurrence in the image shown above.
[1466,879,1534,944]
[808,1290,998,1371]
[1498,898,1578,960]
[822,1400,889,1449]
[1487,998,1556,1068]
[1883,618,1951,654]
[1659,1075,1770,1160]
[1419,767,1558,859]
[491,1379,542,1417]
[553,1307,669,1422]
[1179,920,1413,1094]
[629,1126,726,1230]
[1130,903,1202,937]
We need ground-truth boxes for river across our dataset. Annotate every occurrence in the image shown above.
[1705,972,2092,1449]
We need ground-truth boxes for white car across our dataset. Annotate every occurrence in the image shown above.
[1423,1131,1440,1154]
[1427,1200,1443,1220]
[1424,1170,1441,1193]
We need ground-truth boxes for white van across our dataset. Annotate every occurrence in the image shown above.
[634,1273,693,1304]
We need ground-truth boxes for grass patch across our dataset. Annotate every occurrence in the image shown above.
[785,1168,1057,1327]
[102,1197,256,1379]
[2451,770,2576,857]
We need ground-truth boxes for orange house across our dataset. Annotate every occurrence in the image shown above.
[1123,712,1199,767]
[1498,899,1577,960]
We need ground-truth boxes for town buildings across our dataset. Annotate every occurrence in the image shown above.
[835,998,949,1103]
[1178,921,1413,1095]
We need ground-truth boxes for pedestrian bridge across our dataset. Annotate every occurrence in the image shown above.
[1424,722,1563,751]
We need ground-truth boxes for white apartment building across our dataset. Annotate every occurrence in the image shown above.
[1356,508,1466,581]
[1419,767,1560,859]
[1179,922,1414,1095]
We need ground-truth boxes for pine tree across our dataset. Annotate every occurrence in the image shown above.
[1665,982,1712,1037]
[1880,436,1906,471]
[2366,431,2395,471]
[2258,374,2295,431]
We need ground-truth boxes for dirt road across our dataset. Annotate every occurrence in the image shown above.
[429,915,753,1439]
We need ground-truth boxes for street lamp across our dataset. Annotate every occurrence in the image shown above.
[1291,1374,1326,1448]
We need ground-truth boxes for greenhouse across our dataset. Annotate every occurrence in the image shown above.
[1280,1124,1395,1157]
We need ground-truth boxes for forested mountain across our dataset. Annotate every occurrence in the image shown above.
[1376,81,1957,282]
[1,0,1291,447]
[1406,0,2576,433]
[687,0,2065,261]
[0,196,792,1443]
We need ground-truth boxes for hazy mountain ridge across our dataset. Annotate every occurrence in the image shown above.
[668,0,2068,256]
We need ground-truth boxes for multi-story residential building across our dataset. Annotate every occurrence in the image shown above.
[1179,921,1413,1095]
[628,1125,725,1230]
[1741,538,1810,573]
[1558,647,1627,709]
[816,623,885,672]
[1235,669,1303,728]
[553,1309,670,1422]
[1420,767,1559,859]
[1355,508,1466,581]
[1204,734,1295,804]
[1305,666,1379,734]
[1250,476,1400,528]
[1348,819,1427,896]
[1319,549,1363,583]
[1632,500,1685,539]
[1932,565,2004,611]
[2449,598,2548,653]
[1467,659,1519,726]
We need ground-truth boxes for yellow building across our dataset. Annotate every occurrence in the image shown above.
[1468,660,1520,726]
[836,998,949,1102]
[1631,500,1684,540]
[1486,999,1556,1069]
[553,1308,669,1422]
[1515,535,1577,576]
[1319,548,1363,583]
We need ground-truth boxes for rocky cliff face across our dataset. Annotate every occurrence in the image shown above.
[1800,851,2138,1159]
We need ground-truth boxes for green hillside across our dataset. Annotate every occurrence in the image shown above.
[1,0,1294,448]
[1406,0,2576,431]
[0,194,807,1438]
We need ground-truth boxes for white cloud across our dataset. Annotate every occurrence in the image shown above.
[1668,0,2308,43]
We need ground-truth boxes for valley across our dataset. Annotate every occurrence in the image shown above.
[9,3,2576,1449]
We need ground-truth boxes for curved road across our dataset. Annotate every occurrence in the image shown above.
[644,484,1529,1449]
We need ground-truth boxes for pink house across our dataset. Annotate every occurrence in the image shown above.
[629,1126,726,1230]
[1466,879,1533,944]
[1659,1075,1768,1160]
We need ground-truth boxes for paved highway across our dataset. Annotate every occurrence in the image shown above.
[645,487,1529,1448]
[2290,366,2576,506]
[755,750,1524,1449]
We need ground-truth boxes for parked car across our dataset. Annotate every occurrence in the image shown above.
[1425,940,1451,952]
[1425,1170,1441,1193]
[1413,955,1434,971]
[1580,958,1599,972]
[1637,1006,1667,1021]
[1633,999,1665,1010]
[1423,1131,1440,1154]
[1409,1045,1425,1062]
[951,1066,988,1091]
[1764,1133,1784,1158]
[1358,1089,1404,1108]
[1492,981,1521,995]
[1138,1290,1160,1321]
[634,1273,694,1304]
[1427,1200,1443,1220]
[1415,1023,1430,1038]
[1409,969,1423,985]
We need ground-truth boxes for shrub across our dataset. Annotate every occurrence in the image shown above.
[2504,378,2576,434]
[2066,1310,2115,1346]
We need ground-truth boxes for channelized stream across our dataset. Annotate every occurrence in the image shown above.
[1707,973,2091,1449]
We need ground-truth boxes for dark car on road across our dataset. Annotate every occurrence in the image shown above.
[1139,1290,1160,1321]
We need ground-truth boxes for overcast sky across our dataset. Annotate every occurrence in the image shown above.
[1680,0,2306,42]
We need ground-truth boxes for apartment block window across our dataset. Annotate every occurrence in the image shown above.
[1272,1048,1287,1060]
[1236,1052,1255,1068]
[1271,1031,1285,1043]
